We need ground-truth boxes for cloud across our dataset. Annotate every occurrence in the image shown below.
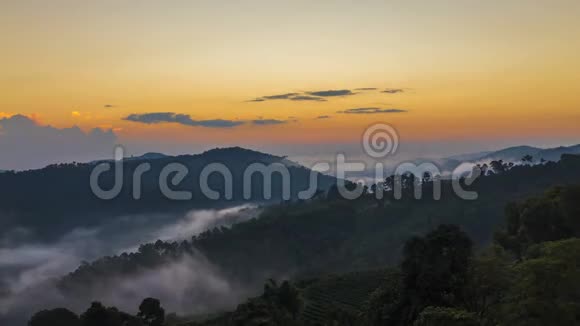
[338,108,407,114]
[315,115,331,119]
[249,93,325,102]
[307,89,354,97]
[104,104,116,108]
[124,112,244,128]
[0,115,116,170]
[247,93,299,102]
[354,88,377,91]
[289,95,326,102]
[262,93,300,100]
[248,88,361,102]
[382,88,404,94]
[0,206,257,323]
[251,119,289,126]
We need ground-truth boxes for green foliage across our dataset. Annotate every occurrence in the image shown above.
[499,239,580,326]
[298,270,387,325]
[495,185,580,258]
[401,225,473,308]
[363,270,404,325]
[225,280,303,326]
[463,246,511,324]
[28,308,80,326]
[414,307,478,326]
[60,158,580,296]
[29,160,580,326]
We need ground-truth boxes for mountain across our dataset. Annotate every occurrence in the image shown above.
[59,155,580,301]
[476,145,541,162]
[451,144,580,163]
[535,144,580,162]
[423,144,580,174]
[126,152,169,161]
[0,147,337,241]
[446,150,494,162]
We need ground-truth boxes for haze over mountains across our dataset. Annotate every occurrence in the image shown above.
[2,152,580,325]
[2,145,580,325]
[2,144,580,239]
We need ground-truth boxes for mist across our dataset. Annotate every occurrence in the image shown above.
[0,205,259,325]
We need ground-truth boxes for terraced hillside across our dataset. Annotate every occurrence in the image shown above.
[298,269,387,325]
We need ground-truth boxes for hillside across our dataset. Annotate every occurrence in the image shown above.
[447,144,580,164]
[56,155,580,312]
[0,147,337,241]
[170,183,580,325]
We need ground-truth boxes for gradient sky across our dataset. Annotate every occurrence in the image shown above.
[1,0,580,166]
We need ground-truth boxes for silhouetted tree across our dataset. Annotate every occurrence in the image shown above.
[28,308,80,326]
[80,302,123,326]
[401,225,473,322]
[138,298,165,326]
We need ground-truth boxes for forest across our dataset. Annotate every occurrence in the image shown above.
[22,154,580,325]
[28,181,580,325]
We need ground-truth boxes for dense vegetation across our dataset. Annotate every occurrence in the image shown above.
[0,147,336,241]
[60,154,580,295]
[16,153,580,325]
[30,183,580,325]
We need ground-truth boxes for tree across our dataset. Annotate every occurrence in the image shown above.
[401,225,473,308]
[138,298,165,326]
[363,270,404,325]
[499,239,580,326]
[521,155,534,164]
[464,245,511,324]
[489,160,505,174]
[80,302,123,326]
[28,308,80,326]
[495,186,580,257]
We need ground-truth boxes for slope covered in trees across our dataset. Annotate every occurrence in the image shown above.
[180,184,580,325]
[27,169,580,325]
[60,154,580,295]
[0,147,337,241]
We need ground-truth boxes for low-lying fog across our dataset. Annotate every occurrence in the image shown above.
[0,205,259,325]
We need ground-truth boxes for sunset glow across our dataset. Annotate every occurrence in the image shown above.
[1,0,579,154]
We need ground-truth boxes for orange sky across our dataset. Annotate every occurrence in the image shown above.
[1,0,580,150]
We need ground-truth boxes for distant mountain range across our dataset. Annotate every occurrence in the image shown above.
[448,144,580,163]
[424,144,580,173]
[0,147,337,241]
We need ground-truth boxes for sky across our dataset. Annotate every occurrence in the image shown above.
[1,0,580,169]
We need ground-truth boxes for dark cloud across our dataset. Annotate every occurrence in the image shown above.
[0,115,117,170]
[104,104,116,108]
[382,88,404,94]
[263,93,300,100]
[307,89,354,97]
[289,95,326,102]
[251,119,290,126]
[124,112,244,128]
[338,108,407,114]
[248,93,300,102]
[249,93,325,102]
[354,88,377,91]
[315,115,331,119]
[248,89,360,102]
